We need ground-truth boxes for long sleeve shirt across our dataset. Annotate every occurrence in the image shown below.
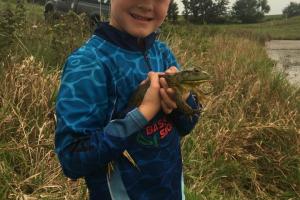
[55,22,200,200]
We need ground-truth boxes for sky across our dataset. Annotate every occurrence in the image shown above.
[174,0,300,15]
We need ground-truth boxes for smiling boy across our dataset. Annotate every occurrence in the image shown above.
[55,0,200,199]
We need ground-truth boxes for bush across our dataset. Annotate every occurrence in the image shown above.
[0,8,15,58]
[0,0,27,60]
[231,0,270,23]
[283,2,300,18]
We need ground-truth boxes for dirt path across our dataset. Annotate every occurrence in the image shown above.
[266,40,300,86]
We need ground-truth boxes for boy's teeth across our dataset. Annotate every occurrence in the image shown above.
[132,14,149,21]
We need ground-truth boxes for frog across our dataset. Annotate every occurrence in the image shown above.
[128,68,211,116]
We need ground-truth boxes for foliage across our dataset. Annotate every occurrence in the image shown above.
[283,2,300,18]
[182,0,229,23]
[232,0,270,23]
[0,0,27,60]
[212,0,229,23]
[167,0,179,23]
[0,8,15,59]
[15,0,26,31]
[49,11,91,66]
[0,0,92,67]
[182,0,190,20]
[28,0,47,5]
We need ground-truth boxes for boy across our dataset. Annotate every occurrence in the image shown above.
[55,0,200,199]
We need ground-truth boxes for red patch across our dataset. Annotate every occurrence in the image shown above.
[144,116,173,138]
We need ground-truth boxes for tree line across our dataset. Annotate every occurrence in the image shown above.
[168,0,300,24]
[27,0,300,24]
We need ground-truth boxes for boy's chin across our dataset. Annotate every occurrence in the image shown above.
[127,29,154,38]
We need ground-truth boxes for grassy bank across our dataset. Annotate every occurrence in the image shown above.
[229,16,300,40]
[170,15,300,41]
[0,1,299,199]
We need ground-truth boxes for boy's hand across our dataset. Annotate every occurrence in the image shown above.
[138,72,161,121]
[159,67,190,114]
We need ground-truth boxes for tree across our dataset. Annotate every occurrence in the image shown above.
[232,0,270,23]
[182,0,190,20]
[197,0,214,23]
[207,0,229,23]
[283,2,300,18]
[182,0,229,23]
[167,0,179,22]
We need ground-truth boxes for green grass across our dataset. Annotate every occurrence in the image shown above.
[0,1,300,199]
[263,14,283,21]
[168,15,300,40]
[0,0,44,21]
[232,16,300,40]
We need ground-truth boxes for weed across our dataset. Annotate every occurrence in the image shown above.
[49,11,91,66]
[0,8,15,60]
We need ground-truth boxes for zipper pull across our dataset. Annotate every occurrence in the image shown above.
[143,51,151,71]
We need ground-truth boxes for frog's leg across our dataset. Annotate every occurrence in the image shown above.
[193,87,208,105]
[127,81,150,107]
[173,86,199,116]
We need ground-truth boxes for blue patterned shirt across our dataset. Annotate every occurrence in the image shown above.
[55,23,200,200]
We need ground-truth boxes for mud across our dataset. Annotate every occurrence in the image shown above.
[266,40,300,86]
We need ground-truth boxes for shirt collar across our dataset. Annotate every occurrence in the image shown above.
[93,22,158,52]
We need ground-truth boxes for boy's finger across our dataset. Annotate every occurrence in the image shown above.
[160,79,176,99]
[148,72,160,88]
[166,88,176,97]
[165,66,178,74]
[140,78,149,85]
[160,88,177,109]
[161,100,173,114]
[159,77,169,89]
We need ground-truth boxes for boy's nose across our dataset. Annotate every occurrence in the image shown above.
[137,4,153,12]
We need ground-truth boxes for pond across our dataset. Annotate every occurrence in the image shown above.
[266,40,300,86]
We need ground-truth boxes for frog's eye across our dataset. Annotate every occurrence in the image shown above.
[190,67,200,71]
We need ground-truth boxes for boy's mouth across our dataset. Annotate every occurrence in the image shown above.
[130,13,153,21]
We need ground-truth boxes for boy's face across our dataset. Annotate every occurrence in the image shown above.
[110,0,171,38]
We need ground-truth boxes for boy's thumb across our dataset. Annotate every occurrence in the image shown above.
[148,72,160,89]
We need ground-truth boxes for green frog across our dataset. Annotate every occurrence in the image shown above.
[128,68,211,116]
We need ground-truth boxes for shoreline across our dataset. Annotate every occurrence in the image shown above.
[266,40,300,86]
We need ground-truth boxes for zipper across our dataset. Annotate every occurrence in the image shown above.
[143,50,152,71]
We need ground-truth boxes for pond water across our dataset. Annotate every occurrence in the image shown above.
[266,40,300,87]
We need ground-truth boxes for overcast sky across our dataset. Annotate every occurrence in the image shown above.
[174,0,300,15]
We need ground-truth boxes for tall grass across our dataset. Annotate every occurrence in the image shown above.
[167,32,300,199]
[0,1,299,199]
